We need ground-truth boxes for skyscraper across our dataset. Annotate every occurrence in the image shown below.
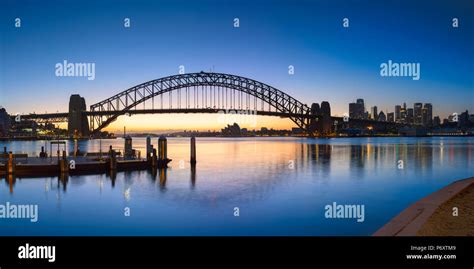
[349,102,357,119]
[423,103,433,126]
[433,116,441,127]
[357,99,365,119]
[400,106,407,123]
[371,106,378,120]
[349,99,365,119]
[407,108,414,124]
[387,112,394,122]
[395,105,401,122]
[414,103,423,125]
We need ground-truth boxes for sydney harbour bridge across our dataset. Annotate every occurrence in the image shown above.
[13,72,398,137]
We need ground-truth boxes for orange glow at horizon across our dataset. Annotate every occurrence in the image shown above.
[89,114,295,133]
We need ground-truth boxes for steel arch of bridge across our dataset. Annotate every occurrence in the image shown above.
[90,72,311,134]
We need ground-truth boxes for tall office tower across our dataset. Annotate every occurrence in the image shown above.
[423,103,433,126]
[433,116,441,127]
[422,107,427,126]
[400,106,407,123]
[414,103,423,125]
[387,112,395,122]
[349,102,357,119]
[395,105,401,122]
[356,99,365,119]
[371,106,378,120]
[407,108,414,124]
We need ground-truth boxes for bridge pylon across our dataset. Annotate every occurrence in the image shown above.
[67,94,89,138]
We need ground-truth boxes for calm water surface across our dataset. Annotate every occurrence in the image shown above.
[1,137,473,235]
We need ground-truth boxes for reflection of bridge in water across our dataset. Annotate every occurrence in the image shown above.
[13,72,408,137]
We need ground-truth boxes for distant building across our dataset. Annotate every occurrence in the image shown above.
[221,123,241,136]
[459,110,470,128]
[349,99,365,119]
[433,116,441,127]
[349,103,357,119]
[406,108,414,124]
[400,103,407,123]
[292,127,303,135]
[423,103,433,126]
[378,111,386,122]
[357,99,366,119]
[0,108,11,136]
[414,103,423,125]
[395,105,401,122]
[387,112,394,122]
[371,106,378,120]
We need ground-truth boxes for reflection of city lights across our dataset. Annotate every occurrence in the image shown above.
[124,187,131,201]
[98,178,104,192]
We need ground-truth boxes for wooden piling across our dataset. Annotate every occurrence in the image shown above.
[109,150,117,172]
[146,136,151,160]
[7,151,15,175]
[190,136,196,165]
[152,148,157,167]
[59,150,69,173]
[158,136,167,161]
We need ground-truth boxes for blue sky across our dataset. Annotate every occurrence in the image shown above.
[1,0,473,131]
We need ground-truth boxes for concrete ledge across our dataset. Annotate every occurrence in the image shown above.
[373,177,474,236]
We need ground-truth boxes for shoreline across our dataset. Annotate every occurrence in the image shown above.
[373,177,474,236]
[1,134,473,141]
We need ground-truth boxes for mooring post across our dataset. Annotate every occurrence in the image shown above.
[190,136,196,165]
[74,139,78,157]
[146,136,151,161]
[108,145,113,161]
[158,136,167,161]
[60,150,68,173]
[152,148,157,167]
[109,150,117,172]
[7,151,15,175]
[124,136,132,159]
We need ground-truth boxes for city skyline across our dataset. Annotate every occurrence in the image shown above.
[1,0,473,131]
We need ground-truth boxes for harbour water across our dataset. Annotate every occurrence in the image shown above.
[0,137,473,236]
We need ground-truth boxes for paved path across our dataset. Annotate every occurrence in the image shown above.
[373,177,474,236]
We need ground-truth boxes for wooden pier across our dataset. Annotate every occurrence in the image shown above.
[0,136,174,177]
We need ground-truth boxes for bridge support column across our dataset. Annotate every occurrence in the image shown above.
[68,94,90,138]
